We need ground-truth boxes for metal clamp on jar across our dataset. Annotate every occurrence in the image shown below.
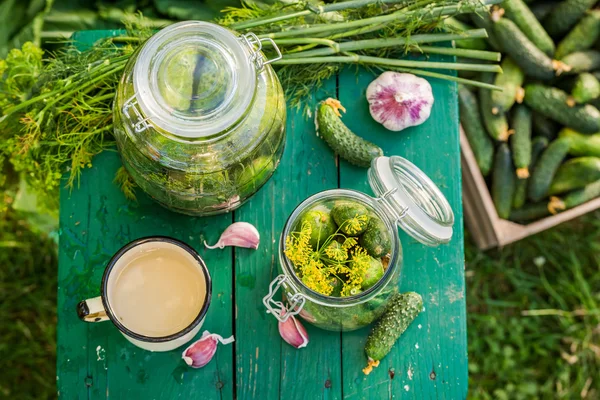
[264,155,454,331]
[114,21,286,216]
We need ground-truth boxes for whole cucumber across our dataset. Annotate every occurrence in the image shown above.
[316,98,383,167]
[572,73,600,104]
[513,137,549,209]
[509,202,551,222]
[530,1,560,21]
[491,57,525,114]
[502,0,555,57]
[562,50,600,74]
[510,105,532,179]
[459,85,494,176]
[549,157,600,195]
[363,292,423,375]
[528,138,570,202]
[548,179,600,214]
[492,144,517,219]
[556,10,600,59]
[532,112,559,141]
[543,0,598,38]
[480,72,510,141]
[524,84,600,134]
[559,128,600,157]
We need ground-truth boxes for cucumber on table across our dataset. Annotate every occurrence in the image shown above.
[444,17,488,50]
[458,85,494,176]
[316,98,383,168]
[572,73,600,104]
[491,57,525,114]
[532,112,560,141]
[492,144,517,219]
[493,18,563,80]
[528,138,571,202]
[548,179,600,214]
[524,84,600,134]
[480,72,510,141]
[513,136,549,209]
[549,157,600,195]
[363,292,423,375]
[562,50,600,74]
[510,105,532,179]
[543,0,598,38]
[502,0,555,57]
[559,128,600,157]
[555,10,600,60]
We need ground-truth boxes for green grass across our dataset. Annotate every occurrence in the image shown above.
[0,204,598,399]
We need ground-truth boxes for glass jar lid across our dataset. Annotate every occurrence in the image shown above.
[132,21,256,139]
[368,156,454,246]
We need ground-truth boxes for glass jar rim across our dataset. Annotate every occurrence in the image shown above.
[279,189,402,307]
[132,21,256,139]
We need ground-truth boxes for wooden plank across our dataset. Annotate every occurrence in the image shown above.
[233,80,343,399]
[57,152,235,399]
[337,64,467,399]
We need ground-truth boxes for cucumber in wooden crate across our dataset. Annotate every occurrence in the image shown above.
[524,84,600,134]
[543,0,598,38]
[528,138,570,202]
[548,179,600,214]
[492,144,516,219]
[502,0,555,57]
[459,85,494,176]
[559,128,600,157]
[510,105,533,179]
[513,137,548,209]
[480,73,510,141]
[572,73,600,104]
[549,157,600,195]
[532,112,559,141]
[562,50,600,74]
[509,202,550,222]
[491,58,525,114]
[555,10,600,59]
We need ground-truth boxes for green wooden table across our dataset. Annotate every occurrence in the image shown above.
[57,30,466,399]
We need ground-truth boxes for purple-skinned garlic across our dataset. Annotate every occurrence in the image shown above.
[366,71,434,132]
[279,314,309,349]
[182,331,235,368]
[204,222,260,249]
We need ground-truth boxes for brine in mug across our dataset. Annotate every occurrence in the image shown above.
[77,237,212,351]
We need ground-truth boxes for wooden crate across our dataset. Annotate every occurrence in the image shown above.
[461,128,600,250]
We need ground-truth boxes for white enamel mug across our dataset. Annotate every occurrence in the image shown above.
[77,237,212,352]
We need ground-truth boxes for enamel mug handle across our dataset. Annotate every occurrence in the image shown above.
[77,296,109,322]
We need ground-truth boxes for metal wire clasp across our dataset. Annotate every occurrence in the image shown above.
[263,275,305,323]
[122,95,151,133]
[376,187,409,220]
[239,33,282,72]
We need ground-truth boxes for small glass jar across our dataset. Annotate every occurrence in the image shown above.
[113,21,286,216]
[263,156,455,331]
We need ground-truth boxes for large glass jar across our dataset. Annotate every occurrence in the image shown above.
[263,156,455,331]
[114,21,286,216]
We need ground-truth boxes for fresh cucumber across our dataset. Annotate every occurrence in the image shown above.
[555,10,600,59]
[331,200,370,236]
[509,202,550,222]
[528,138,570,202]
[491,57,525,114]
[548,179,600,214]
[572,73,600,104]
[562,50,600,74]
[300,209,337,249]
[502,0,555,57]
[524,84,600,134]
[530,1,559,21]
[510,105,533,179]
[543,0,598,38]
[480,72,510,141]
[363,292,423,375]
[444,17,487,50]
[532,112,559,141]
[559,128,600,157]
[359,216,391,258]
[549,157,600,195]
[513,137,548,209]
[359,257,384,290]
[492,144,517,219]
[316,98,383,167]
[458,85,494,176]
[493,18,559,80]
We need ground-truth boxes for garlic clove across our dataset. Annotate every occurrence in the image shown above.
[204,222,260,250]
[181,331,235,368]
[278,314,309,349]
[366,71,434,132]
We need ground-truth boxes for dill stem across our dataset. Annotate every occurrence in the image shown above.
[380,66,503,90]
[416,46,502,62]
[283,29,488,59]
[266,38,339,53]
[274,53,503,73]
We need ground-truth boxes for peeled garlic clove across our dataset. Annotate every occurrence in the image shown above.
[204,222,260,249]
[279,314,309,349]
[181,331,235,368]
[366,71,434,132]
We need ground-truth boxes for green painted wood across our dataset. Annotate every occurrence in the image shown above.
[57,30,466,400]
[338,65,466,399]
